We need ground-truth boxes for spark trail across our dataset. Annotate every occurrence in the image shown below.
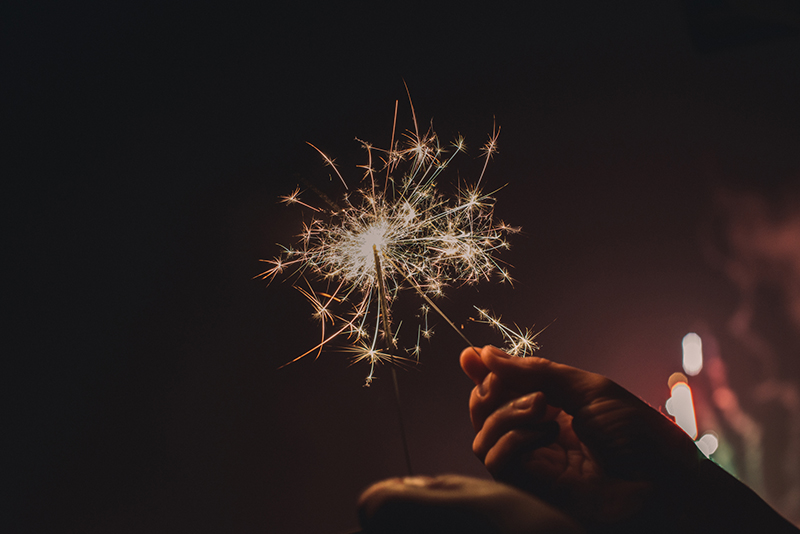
[260,100,537,384]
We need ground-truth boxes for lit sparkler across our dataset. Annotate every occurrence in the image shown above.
[260,100,535,384]
[472,307,542,357]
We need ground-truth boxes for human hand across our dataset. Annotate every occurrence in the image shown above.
[461,346,701,529]
[357,474,585,534]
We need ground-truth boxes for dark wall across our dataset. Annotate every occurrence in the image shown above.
[7,2,800,532]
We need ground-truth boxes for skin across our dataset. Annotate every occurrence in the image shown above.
[460,345,701,529]
[357,474,585,534]
[358,345,798,533]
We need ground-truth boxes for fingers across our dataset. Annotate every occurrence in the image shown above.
[467,354,546,433]
[478,346,618,415]
[460,346,490,385]
[472,346,701,482]
[461,347,493,432]
[471,389,562,493]
[473,391,549,461]
[469,372,497,432]
[483,421,562,480]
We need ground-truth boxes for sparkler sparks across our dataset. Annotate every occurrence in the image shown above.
[260,101,535,384]
[472,307,543,357]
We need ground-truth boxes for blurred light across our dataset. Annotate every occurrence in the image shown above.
[713,387,738,410]
[666,381,698,439]
[668,372,688,390]
[696,432,719,457]
[682,333,703,376]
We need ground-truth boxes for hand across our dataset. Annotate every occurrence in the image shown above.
[461,345,701,529]
[357,474,585,534]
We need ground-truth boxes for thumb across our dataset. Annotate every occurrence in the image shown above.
[479,345,620,416]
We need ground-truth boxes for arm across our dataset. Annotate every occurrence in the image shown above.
[677,458,799,533]
[462,345,799,533]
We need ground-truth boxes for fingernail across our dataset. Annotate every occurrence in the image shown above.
[512,393,539,410]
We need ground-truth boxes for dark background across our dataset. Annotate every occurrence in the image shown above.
[6,1,800,532]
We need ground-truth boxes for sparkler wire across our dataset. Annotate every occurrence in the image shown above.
[260,103,537,382]
[382,252,481,358]
[374,244,413,475]
[261,100,545,477]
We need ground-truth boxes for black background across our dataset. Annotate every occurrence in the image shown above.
[6,2,800,532]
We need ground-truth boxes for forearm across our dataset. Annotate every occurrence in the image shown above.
[600,458,798,534]
[682,459,798,533]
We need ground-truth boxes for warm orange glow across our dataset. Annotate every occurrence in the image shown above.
[668,372,688,390]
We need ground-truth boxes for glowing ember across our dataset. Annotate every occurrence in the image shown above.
[260,100,535,384]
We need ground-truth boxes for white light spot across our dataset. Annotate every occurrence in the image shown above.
[666,382,698,439]
[358,222,389,265]
[682,333,703,376]
[696,432,719,457]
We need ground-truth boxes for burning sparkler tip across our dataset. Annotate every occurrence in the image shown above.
[266,103,531,381]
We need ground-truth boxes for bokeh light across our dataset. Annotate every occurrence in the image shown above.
[666,376,698,440]
[682,332,703,376]
[696,432,719,457]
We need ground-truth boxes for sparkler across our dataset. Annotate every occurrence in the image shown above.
[259,99,538,385]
